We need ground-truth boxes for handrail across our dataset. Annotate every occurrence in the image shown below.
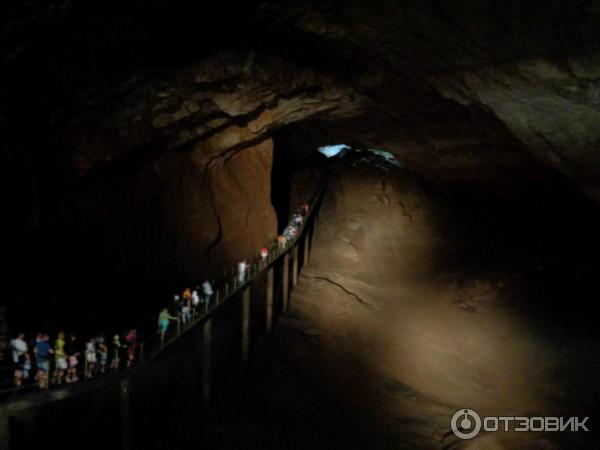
[0,180,327,402]
[139,180,327,362]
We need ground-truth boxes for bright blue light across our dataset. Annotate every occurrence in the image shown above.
[318,144,350,158]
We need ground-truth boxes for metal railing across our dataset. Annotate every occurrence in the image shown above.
[0,181,326,402]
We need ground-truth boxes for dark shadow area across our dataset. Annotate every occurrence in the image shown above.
[271,133,293,233]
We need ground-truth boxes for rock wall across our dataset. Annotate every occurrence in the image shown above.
[429,54,600,201]
[4,52,363,329]
[4,1,600,328]
[255,0,600,201]
[157,137,278,282]
[51,52,360,284]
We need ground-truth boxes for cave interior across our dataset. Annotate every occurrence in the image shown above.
[2,1,600,449]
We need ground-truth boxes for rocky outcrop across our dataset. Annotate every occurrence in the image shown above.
[51,52,362,281]
[55,52,361,175]
[429,54,600,201]
[5,1,600,202]
[255,0,600,199]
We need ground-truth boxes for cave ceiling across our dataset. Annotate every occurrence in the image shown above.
[3,0,600,198]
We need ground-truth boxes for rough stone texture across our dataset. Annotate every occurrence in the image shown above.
[114,136,279,286]
[430,55,600,200]
[254,0,600,199]
[3,0,600,326]
[49,52,362,286]
[4,1,600,201]
[3,50,364,330]
[56,52,362,177]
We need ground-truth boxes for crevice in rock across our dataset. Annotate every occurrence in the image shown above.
[302,274,372,308]
[227,85,327,126]
[397,201,414,222]
[201,134,273,180]
[205,212,223,257]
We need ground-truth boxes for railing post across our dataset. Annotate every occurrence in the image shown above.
[202,318,212,403]
[282,252,289,313]
[292,245,299,288]
[303,232,310,267]
[242,287,251,365]
[266,267,274,334]
[120,378,131,450]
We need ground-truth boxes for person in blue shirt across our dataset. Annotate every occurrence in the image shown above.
[34,334,53,389]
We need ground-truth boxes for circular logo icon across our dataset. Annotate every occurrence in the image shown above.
[451,408,482,440]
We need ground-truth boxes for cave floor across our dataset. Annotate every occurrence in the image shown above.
[158,164,598,450]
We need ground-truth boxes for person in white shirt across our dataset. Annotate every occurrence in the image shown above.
[10,333,29,383]
[192,287,201,311]
[202,280,214,305]
[237,262,247,283]
[10,333,28,364]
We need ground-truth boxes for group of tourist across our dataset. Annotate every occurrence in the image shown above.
[9,329,138,389]
[158,280,214,337]
[5,201,311,392]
